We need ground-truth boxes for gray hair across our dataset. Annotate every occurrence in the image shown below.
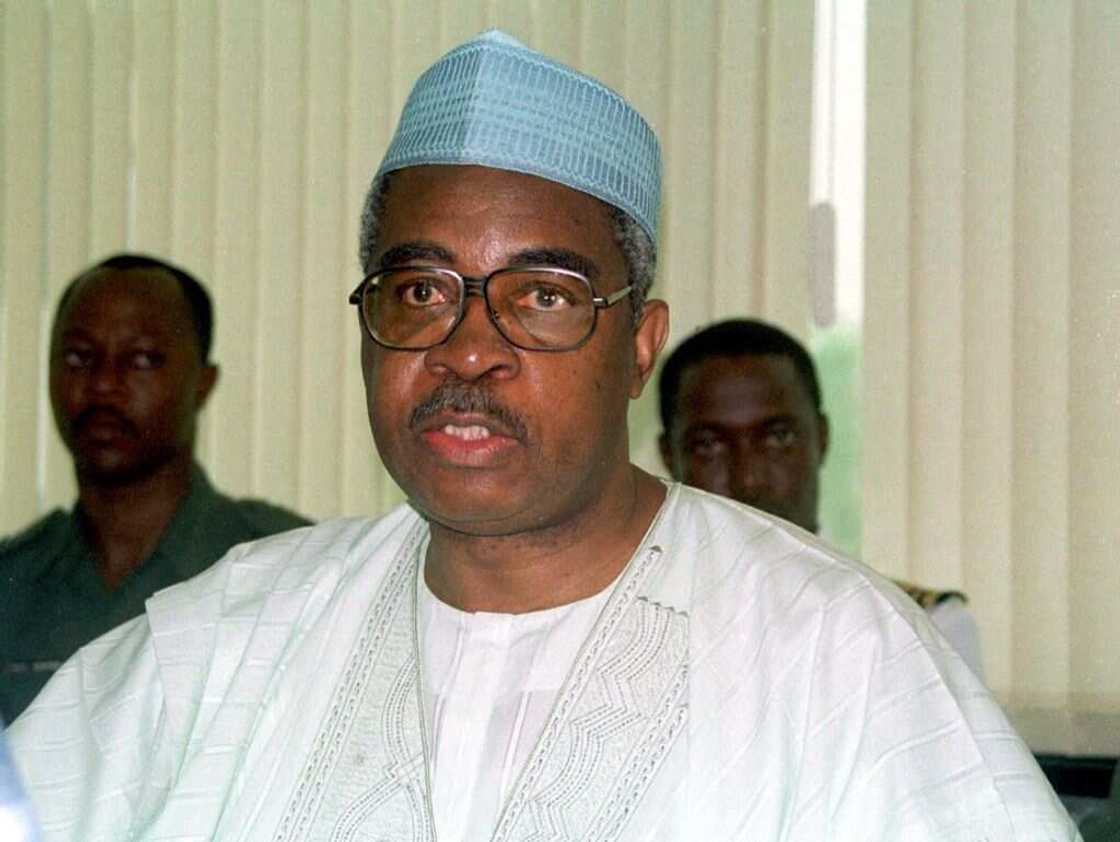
[358,172,656,325]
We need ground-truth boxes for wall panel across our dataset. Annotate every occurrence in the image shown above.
[299,0,348,520]
[171,1,218,276]
[208,0,263,497]
[1011,0,1073,705]
[712,0,765,320]
[1,2,49,530]
[909,0,965,589]
[579,3,625,84]
[438,0,486,46]
[865,0,1119,720]
[1069,0,1120,706]
[761,0,814,333]
[961,0,1016,698]
[621,0,669,134]
[89,0,131,254]
[341,0,399,517]
[255,1,307,503]
[486,0,533,45]
[863,0,913,578]
[42,0,92,510]
[132,1,174,252]
[661,1,717,344]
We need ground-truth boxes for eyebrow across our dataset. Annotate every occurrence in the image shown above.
[377,242,456,269]
[507,248,600,282]
[377,243,603,283]
[58,327,167,346]
[684,414,801,434]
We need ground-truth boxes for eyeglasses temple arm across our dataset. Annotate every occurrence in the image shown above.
[348,278,369,305]
[592,284,634,309]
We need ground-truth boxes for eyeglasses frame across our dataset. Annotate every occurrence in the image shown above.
[348,265,633,352]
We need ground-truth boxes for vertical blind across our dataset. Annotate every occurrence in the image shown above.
[0,0,814,523]
[864,0,1120,720]
[5,0,1114,719]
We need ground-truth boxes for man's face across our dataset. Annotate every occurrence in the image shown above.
[50,268,217,485]
[659,354,828,532]
[361,165,665,537]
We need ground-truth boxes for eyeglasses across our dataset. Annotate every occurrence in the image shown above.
[348,266,632,352]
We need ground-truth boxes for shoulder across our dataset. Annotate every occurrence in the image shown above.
[212,492,313,536]
[925,594,986,681]
[187,465,311,539]
[0,509,72,576]
[660,483,970,703]
[229,497,313,533]
[660,486,1071,835]
[660,484,919,628]
[0,509,69,553]
[892,578,968,610]
[147,502,423,628]
[883,578,986,679]
[141,503,424,745]
[8,613,176,834]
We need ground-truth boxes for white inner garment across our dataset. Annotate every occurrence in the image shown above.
[418,569,616,842]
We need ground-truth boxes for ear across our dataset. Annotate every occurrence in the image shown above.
[196,363,219,411]
[816,411,830,464]
[629,299,669,399]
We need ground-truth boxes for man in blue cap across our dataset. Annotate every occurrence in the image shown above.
[9,31,1075,841]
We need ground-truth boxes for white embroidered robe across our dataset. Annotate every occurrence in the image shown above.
[8,484,1078,841]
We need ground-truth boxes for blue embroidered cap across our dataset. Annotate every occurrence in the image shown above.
[376,30,662,242]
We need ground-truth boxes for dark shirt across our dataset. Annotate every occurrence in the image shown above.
[0,464,309,722]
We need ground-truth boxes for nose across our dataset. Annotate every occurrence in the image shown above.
[423,295,520,382]
[88,357,126,396]
[728,443,767,503]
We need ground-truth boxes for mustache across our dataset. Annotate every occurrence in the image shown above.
[409,382,528,441]
[72,406,138,438]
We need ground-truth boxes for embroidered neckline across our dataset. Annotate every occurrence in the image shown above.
[275,489,689,842]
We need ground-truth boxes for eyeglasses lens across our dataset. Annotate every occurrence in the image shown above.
[487,270,595,350]
[361,268,597,351]
[365,269,460,348]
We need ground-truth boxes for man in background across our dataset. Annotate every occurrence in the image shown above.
[658,318,985,679]
[0,254,309,721]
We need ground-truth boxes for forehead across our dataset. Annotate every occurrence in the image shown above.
[56,267,193,342]
[376,165,622,272]
[675,354,817,425]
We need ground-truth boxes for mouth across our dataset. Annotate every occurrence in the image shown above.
[73,408,136,442]
[407,383,528,467]
[417,413,521,466]
[438,423,493,441]
[418,408,521,439]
